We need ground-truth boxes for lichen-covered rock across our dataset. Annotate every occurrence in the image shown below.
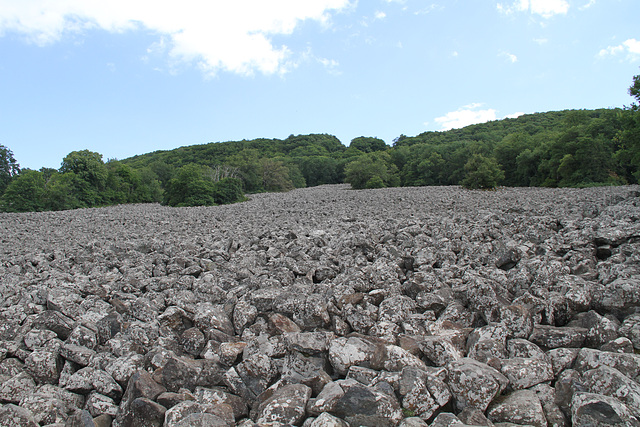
[446,358,509,412]
[571,392,640,426]
[498,357,554,390]
[331,381,403,427]
[487,389,547,427]
[256,383,312,426]
[0,403,39,427]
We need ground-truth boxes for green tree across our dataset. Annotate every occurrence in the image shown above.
[461,154,505,190]
[0,169,45,212]
[0,144,20,195]
[349,137,388,153]
[42,172,83,211]
[60,150,108,206]
[259,158,293,192]
[212,177,246,205]
[163,164,216,207]
[345,152,400,189]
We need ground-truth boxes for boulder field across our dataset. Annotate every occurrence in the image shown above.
[1,184,640,426]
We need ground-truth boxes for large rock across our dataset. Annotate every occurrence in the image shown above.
[446,358,509,412]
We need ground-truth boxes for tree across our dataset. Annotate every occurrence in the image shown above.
[163,164,216,207]
[212,177,246,205]
[344,152,400,189]
[0,169,45,212]
[259,158,293,192]
[461,154,505,190]
[349,137,388,153]
[630,71,640,108]
[60,150,108,207]
[0,144,20,195]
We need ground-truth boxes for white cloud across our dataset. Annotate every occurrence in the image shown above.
[0,0,351,77]
[432,104,523,130]
[501,51,518,63]
[497,0,569,18]
[433,103,497,130]
[580,0,596,10]
[598,38,640,62]
[533,38,548,44]
[374,11,387,20]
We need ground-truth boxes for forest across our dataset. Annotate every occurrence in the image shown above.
[1,73,639,213]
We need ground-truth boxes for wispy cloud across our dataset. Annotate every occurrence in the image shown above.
[432,104,523,130]
[580,0,596,10]
[0,0,351,77]
[497,0,569,19]
[501,51,518,63]
[598,39,640,62]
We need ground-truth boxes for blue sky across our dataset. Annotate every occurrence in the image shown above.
[1,0,639,170]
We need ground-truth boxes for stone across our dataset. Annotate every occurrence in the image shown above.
[118,397,167,427]
[571,392,640,426]
[85,391,119,417]
[487,389,547,427]
[446,358,509,412]
[582,365,640,417]
[309,411,350,427]
[418,336,462,366]
[0,403,39,427]
[331,381,403,427]
[25,348,63,384]
[256,383,312,426]
[0,371,37,403]
[529,325,588,349]
[498,357,554,390]
[574,347,640,378]
[328,336,376,376]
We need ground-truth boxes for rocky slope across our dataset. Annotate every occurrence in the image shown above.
[1,184,640,427]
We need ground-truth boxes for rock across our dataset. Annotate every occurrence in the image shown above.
[582,365,640,417]
[0,372,37,403]
[571,392,640,426]
[0,403,39,427]
[256,383,312,426]
[529,325,588,349]
[25,348,63,384]
[574,347,640,378]
[157,356,203,392]
[328,336,376,376]
[487,389,547,427]
[446,358,509,412]
[498,357,554,390]
[59,343,97,367]
[418,336,462,366]
[85,391,119,417]
[114,370,166,427]
[118,397,167,427]
[331,381,403,427]
[309,411,350,427]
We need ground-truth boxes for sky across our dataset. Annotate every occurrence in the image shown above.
[1,0,639,170]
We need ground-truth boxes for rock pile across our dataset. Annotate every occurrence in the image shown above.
[1,184,640,426]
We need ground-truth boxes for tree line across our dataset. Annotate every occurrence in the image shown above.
[1,73,639,212]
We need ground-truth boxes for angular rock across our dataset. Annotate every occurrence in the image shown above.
[256,383,312,426]
[572,391,640,426]
[0,403,39,427]
[331,381,403,427]
[446,358,509,412]
[487,389,547,427]
[499,357,554,390]
[529,324,588,349]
